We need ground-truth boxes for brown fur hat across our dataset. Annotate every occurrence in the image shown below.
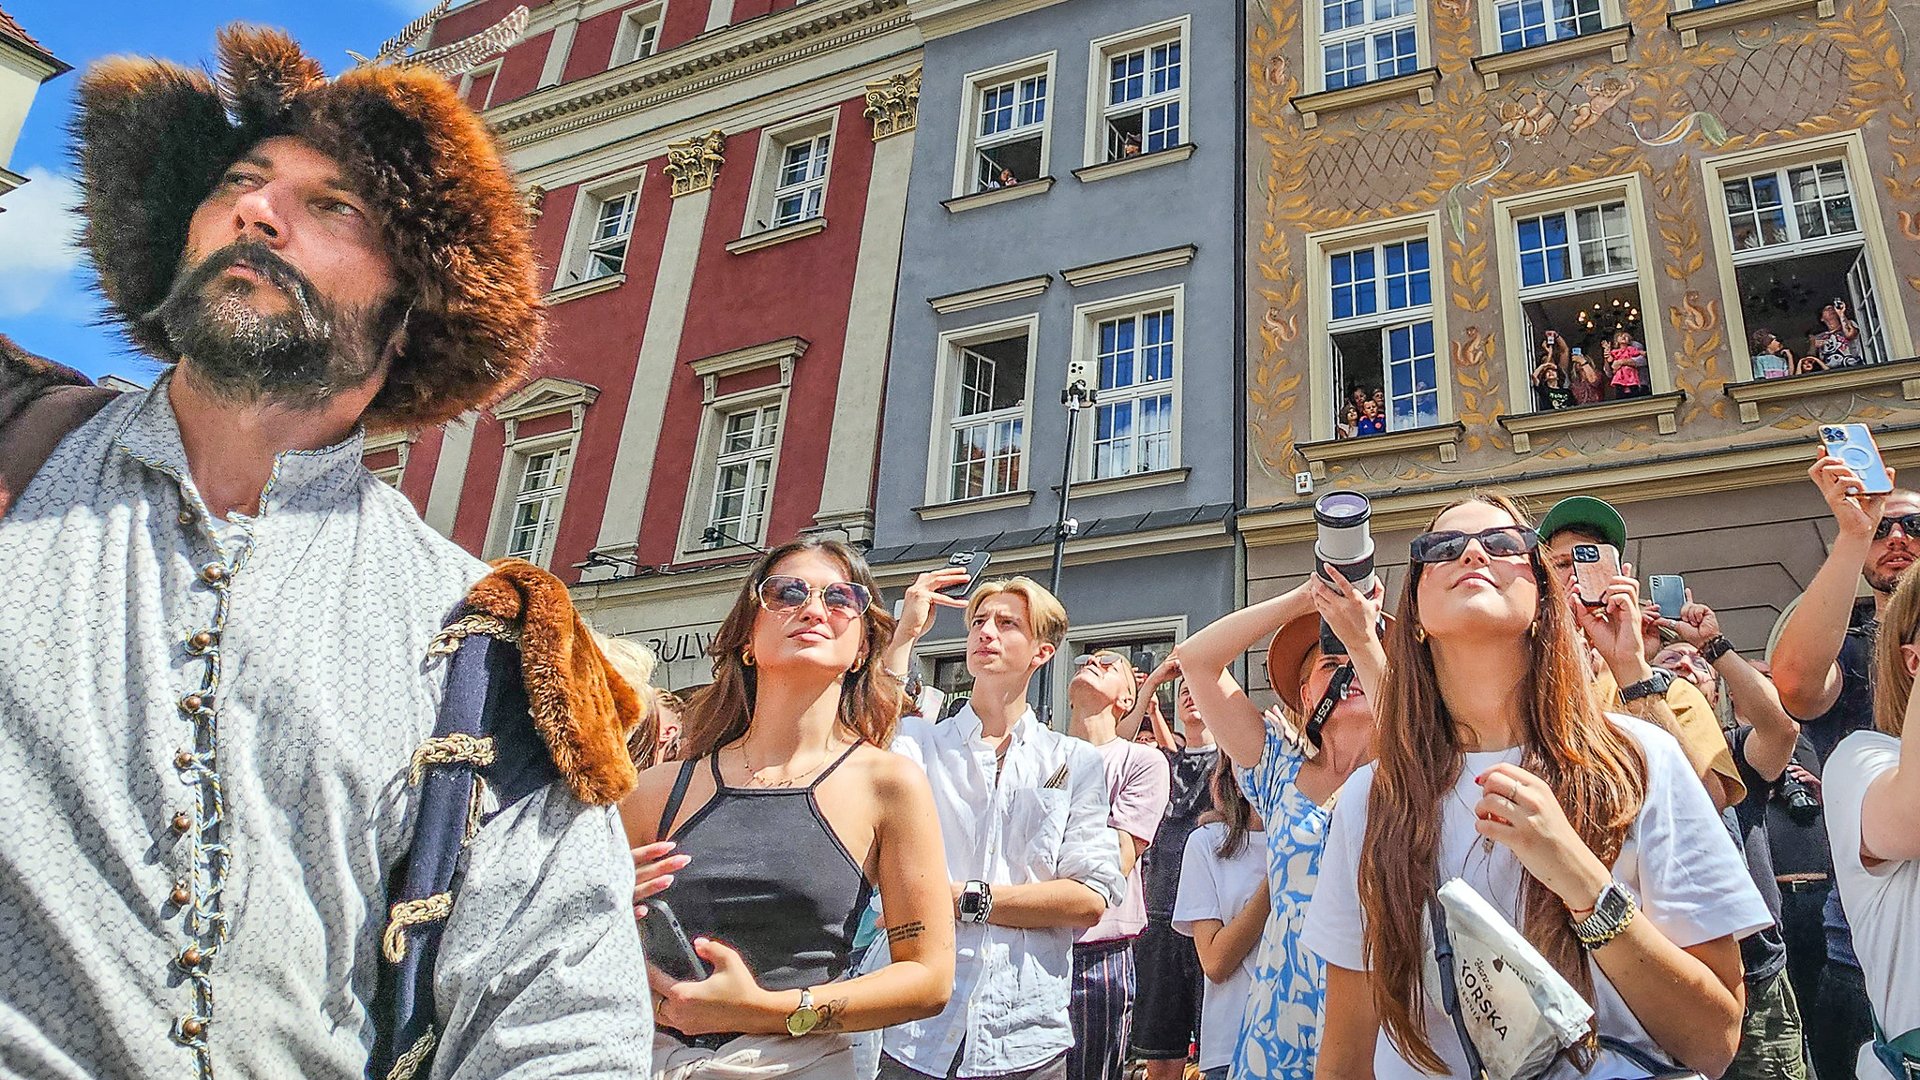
[71,24,543,430]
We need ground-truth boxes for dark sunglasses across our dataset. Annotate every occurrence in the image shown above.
[756,575,872,616]
[1874,514,1920,541]
[1408,525,1540,564]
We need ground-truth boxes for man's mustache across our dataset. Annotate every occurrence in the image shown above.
[163,240,321,316]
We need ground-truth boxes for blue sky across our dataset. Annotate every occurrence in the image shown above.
[0,1,437,383]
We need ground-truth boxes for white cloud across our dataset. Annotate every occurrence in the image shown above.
[0,168,85,319]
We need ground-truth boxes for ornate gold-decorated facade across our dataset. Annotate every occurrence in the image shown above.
[1242,0,1920,648]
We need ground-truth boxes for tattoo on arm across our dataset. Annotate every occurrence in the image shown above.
[815,997,851,1032]
[885,920,927,946]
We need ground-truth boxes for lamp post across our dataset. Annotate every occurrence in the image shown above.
[1037,366,1097,725]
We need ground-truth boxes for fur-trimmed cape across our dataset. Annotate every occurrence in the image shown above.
[71,25,544,431]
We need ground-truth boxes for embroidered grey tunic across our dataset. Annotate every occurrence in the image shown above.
[0,382,652,1078]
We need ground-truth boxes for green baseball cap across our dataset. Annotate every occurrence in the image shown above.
[1537,495,1628,551]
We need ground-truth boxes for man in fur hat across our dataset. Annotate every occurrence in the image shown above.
[0,25,652,1079]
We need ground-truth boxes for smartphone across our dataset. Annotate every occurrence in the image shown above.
[1821,423,1894,495]
[936,550,993,599]
[1648,575,1686,619]
[639,899,709,982]
[1571,543,1621,608]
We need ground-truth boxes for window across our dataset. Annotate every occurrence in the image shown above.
[946,334,1029,501]
[1327,238,1438,432]
[771,133,830,226]
[459,61,501,111]
[1320,0,1421,91]
[706,404,781,544]
[1097,29,1184,161]
[612,4,664,66]
[585,190,638,280]
[1721,158,1890,369]
[963,57,1053,193]
[505,447,571,563]
[557,172,643,289]
[1091,308,1177,477]
[1494,0,1602,51]
[1512,199,1649,407]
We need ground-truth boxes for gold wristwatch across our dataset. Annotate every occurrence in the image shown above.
[785,988,821,1036]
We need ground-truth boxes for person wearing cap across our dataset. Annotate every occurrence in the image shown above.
[1538,496,1744,812]
[0,27,651,1080]
[1173,571,1386,1080]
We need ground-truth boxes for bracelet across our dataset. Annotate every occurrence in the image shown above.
[1700,636,1735,664]
[1574,900,1636,950]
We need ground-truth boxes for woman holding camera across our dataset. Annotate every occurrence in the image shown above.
[1824,561,1920,1076]
[1305,494,1769,1079]
[620,538,954,1078]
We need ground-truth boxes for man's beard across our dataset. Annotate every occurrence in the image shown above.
[1867,558,1910,594]
[143,240,392,410]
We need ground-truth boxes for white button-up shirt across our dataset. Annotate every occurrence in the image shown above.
[883,704,1125,1076]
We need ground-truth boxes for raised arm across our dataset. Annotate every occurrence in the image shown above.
[1667,595,1798,781]
[881,568,972,678]
[1774,456,1889,718]
[1117,658,1180,743]
[1173,582,1315,768]
[1860,675,1920,864]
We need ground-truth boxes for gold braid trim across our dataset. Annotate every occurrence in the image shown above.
[408,733,498,786]
[383,893,454,963]
[427,613,521,656]
[386,1028,438,1080]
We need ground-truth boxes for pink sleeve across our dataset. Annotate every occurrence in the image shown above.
[1109,745,1172,846]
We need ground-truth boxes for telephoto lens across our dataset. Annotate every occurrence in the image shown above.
[1313,492,1378,655]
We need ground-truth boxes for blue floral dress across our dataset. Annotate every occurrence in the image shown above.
[1230,722,1332,1080]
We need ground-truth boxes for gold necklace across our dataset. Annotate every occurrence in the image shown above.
[735,742,837,789]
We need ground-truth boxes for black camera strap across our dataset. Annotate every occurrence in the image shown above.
[1304,662,1354,751]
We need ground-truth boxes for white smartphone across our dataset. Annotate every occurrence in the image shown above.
[1821,423,1894,496]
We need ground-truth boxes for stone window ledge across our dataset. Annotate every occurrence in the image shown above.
[1051,467,1189,499]
[1725,357,1920,422]
[942,176,1055,214]
[543,272,625,305]
[914,489,1035,520]
[1291,68,1440,130]
[726,217,827,255]
[1496,391,1685,453]
[1668,0,1832,46]
[1071,144,1196,184]
[1298,422,1465,479]
[1470,25,1632,89]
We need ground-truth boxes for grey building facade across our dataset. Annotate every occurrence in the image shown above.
[867,0,1244,717]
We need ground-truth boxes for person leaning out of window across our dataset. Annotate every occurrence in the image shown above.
[1750,328,1798,380]
[1306,493,1772,1080]
[1825,562,1920,1078]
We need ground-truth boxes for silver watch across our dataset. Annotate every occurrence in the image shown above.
[1572,881,1637,949]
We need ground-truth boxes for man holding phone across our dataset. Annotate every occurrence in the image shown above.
[1770,450,1919,1079]
[881,574,1125,1080]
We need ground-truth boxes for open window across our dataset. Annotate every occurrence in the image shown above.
[962,57,1053,193]
[945,333,1031,501]
[1514,199,1649,406]
[1327,238,1439,434]
[1093,22,1186,162]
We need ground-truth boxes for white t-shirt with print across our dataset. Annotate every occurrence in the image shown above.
[1301,714,1772,1080]
[1824,729,1920,1076]
[1172,823,1268,1072]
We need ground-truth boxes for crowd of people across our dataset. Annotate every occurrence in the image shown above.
[1528,328,1651,411]
[1,22,1915,1080]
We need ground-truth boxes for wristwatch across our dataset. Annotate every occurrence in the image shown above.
[1700,636,1735,664]
[786,987,822,1036]
[959,879,994,924]
[1619,667,1673,703]
[1571,882,1639,950]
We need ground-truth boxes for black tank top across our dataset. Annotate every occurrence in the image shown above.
[658,742,874,993]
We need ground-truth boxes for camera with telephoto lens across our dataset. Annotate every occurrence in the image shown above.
[1777,771,1821,825]
[1313,491,1379,655]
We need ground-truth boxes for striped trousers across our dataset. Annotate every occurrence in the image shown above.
[1067,938,1138,1080]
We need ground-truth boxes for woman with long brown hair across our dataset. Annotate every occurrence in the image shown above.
[620,538,954,1078]
[1305,493,1768,1079]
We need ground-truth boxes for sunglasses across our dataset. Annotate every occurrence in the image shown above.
[1874,514,1920,541]
[1072,654,1125,670]
[1408,525,1540,564]
[756,576,872,616]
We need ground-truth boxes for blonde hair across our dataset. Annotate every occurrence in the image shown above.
[1874,566,1920,737]
[594,633,665,768]
[967,576,1069,647]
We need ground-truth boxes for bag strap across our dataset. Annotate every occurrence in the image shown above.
[1428,892,1489,1080]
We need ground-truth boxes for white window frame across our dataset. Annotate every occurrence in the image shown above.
[457,60,503,111]
[483,378,599,570]
[705,399,783,546]
[952,52,1057,197]
[1513,200,1637,297]
[1049,616,1185,730]
[1309,0,1427,92]
[926,314,1041,506]
[676,340,805,558]
[1721,160,1862,263]
[1492,176,1669,409]
[1072,285,1184,481]
[362,430,411,488]
[1085,17,1190,167]
[611,2,665,67]
[742,110,837,235]
[553,167,644,289]
[1305,213,1451,440]
[1702,132,1913,381]
[1485,0,1608,53]
[502,443,574,564]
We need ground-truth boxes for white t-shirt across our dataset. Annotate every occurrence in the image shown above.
[1301,714,1771,1080]
[1172,823,1268,1072]
[1823,729,1920,1076]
